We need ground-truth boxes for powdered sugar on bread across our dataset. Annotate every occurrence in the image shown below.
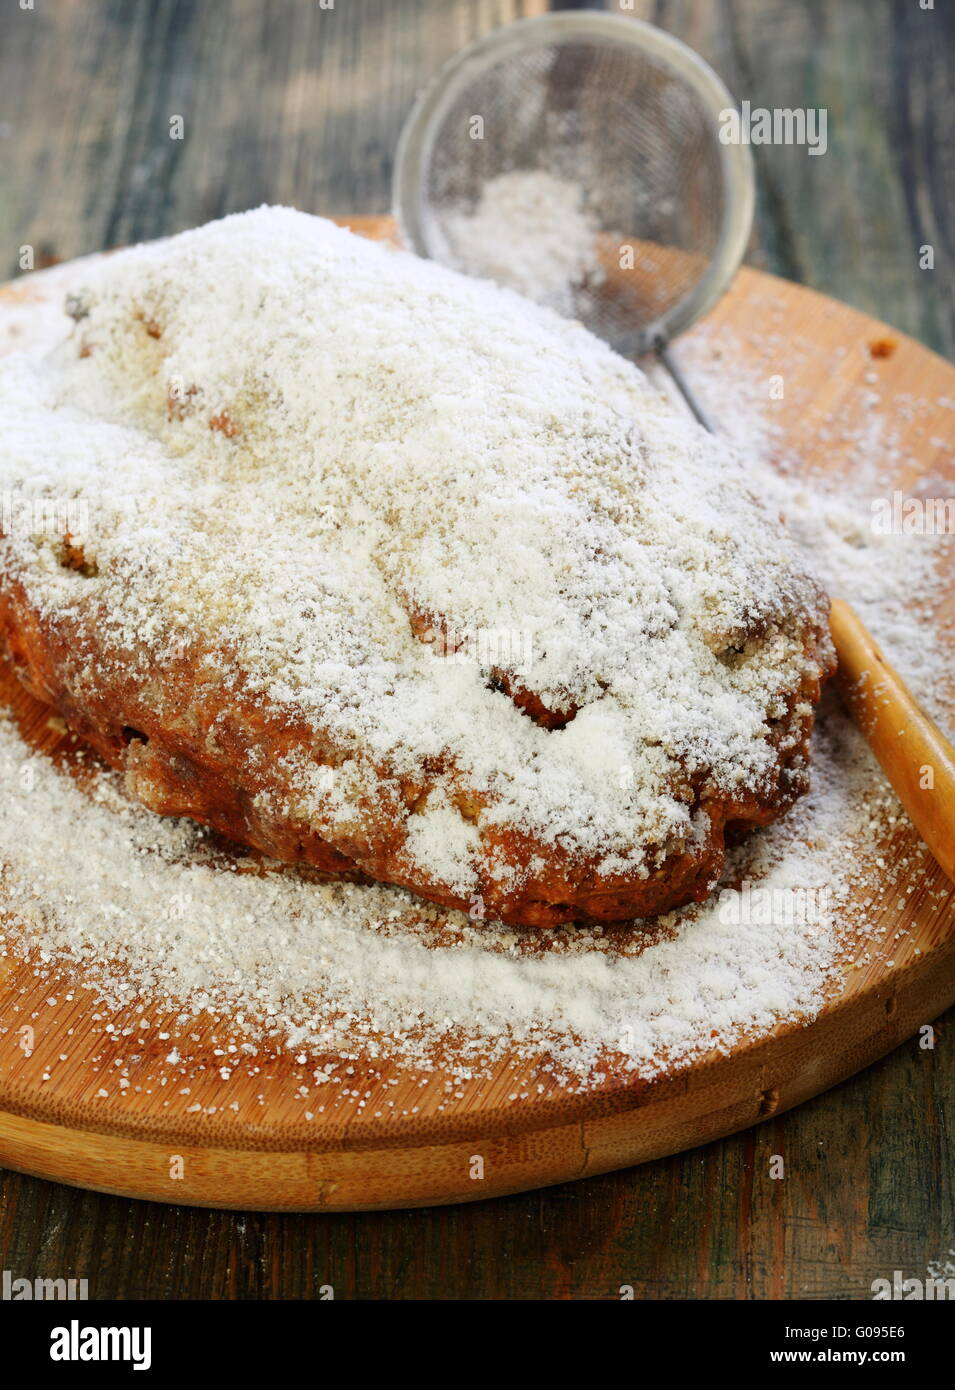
[0,208,831,924]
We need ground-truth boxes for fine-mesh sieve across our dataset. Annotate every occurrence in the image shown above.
[393,12,754,428]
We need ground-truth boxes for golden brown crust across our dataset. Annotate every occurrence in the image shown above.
[0,224,837,930]
[0,574,834,928]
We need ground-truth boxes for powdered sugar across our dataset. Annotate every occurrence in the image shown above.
[663,324,954,725]
[0,696,859,1079]
[0,208,830,920]
[0,215,952,1090]
[441,170,605,315]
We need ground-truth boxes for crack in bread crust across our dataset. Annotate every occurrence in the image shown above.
[0,576,833,929]
[0,212,838,930]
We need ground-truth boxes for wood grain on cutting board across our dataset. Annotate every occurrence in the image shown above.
[0,217,953,1211]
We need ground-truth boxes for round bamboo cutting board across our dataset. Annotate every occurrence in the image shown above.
[0,216,954,1211]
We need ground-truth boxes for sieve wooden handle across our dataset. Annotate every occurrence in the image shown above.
[829,597,955,884]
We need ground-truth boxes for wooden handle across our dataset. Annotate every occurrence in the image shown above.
[829,597,955,883]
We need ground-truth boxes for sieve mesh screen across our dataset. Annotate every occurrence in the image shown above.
[419,36,725,351]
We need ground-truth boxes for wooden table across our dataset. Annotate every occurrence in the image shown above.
[0,0,952,1300]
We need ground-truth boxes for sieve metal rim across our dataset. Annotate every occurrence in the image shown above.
[392,11,754,354]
